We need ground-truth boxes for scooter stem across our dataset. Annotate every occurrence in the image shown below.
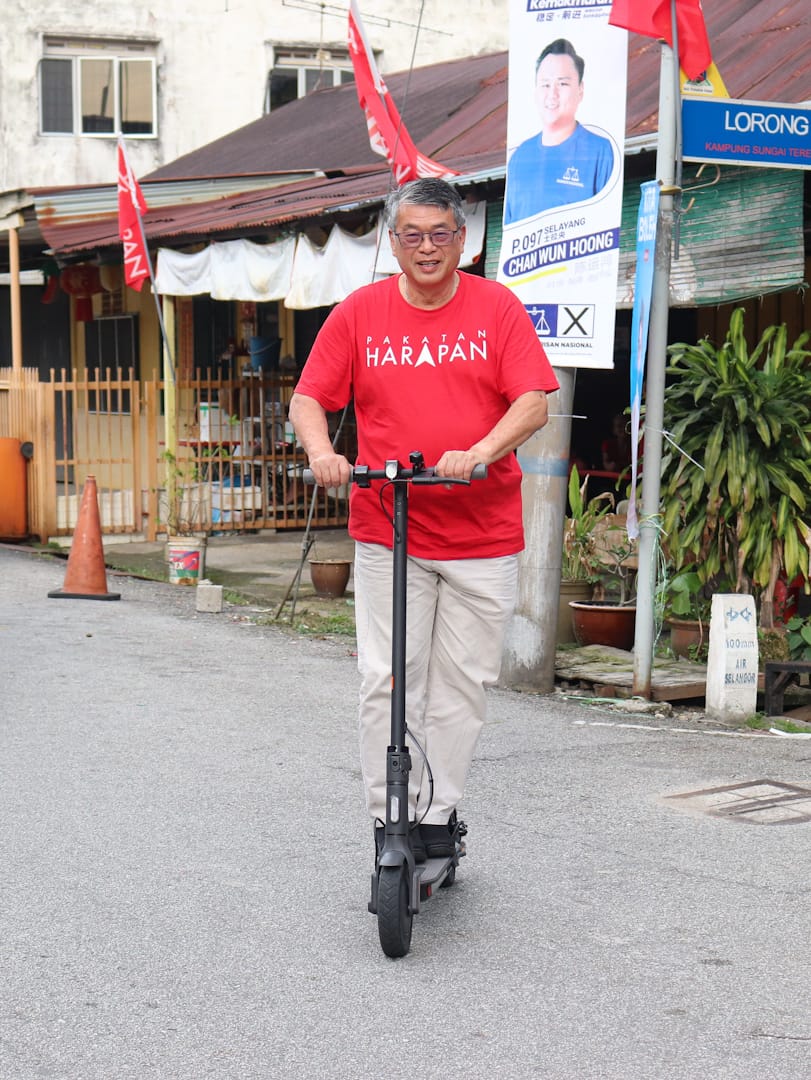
[391,478,408,748]
[384,475,411,842]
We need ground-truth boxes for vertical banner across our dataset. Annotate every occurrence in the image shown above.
[498,1,627,369]
[626,180,659,539]
[347,0,457,183]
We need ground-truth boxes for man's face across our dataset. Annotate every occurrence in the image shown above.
[535,52,583,140]
[389,204,465,287]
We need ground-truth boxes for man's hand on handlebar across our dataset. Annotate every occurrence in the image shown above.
[434,449,488,482]
[307,451,352,489]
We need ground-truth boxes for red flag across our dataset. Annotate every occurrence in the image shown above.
[609,0,712,81]
[117,139,151,291]
[347,0,456,184]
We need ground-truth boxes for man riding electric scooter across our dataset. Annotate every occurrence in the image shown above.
[291,178,558,950]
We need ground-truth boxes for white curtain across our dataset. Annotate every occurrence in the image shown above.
[154,204,486,308]
[155,236,296,301]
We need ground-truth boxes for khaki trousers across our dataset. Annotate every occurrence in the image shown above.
[353,541,519,824]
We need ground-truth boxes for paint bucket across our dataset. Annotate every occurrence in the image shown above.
[167,537,206,585]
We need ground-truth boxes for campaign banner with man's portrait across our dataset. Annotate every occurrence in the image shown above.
[498,1,628,369]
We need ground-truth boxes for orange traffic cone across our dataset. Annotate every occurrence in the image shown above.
[48,475,121,601]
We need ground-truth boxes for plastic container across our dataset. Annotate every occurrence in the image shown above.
[0,438,28,540]
[167,537,206,585]
[248,337,281,373]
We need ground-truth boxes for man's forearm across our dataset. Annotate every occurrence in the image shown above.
[289,392,352,487]
[469,390,549,464]
[288,393,334,459]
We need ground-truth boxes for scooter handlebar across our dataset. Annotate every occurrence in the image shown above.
[302,462,488,485]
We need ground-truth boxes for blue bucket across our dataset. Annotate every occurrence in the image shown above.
[249,337,281,373]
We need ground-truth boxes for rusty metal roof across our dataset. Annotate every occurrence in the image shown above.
[32,0,811,260]
[146,52,509,181]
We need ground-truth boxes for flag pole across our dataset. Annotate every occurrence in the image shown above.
[632,5,680,697]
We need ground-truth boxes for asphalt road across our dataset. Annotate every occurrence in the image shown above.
[2,547,810,1080]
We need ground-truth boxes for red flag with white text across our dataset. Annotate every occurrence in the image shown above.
[609,0,712,81]
[117,140,150,291]
[347,0,456,184]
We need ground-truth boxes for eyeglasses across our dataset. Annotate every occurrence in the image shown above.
[393,228,461,249]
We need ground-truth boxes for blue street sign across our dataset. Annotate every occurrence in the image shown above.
[682,97,811,170]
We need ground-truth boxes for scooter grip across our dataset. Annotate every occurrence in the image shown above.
[302,467,355,484]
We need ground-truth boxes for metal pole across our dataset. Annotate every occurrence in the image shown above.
[162,295,177,462]
[632,40,677,697]
[9,225,23,374]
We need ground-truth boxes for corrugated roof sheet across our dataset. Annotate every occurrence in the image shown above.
[33,0,811,259]
[146,52,510,181]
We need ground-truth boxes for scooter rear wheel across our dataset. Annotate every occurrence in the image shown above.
[377,865,412,958]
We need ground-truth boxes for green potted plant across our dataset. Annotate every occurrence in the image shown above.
[562,465,615,583]
[661,308,811,629]
[566,466,638,649]
[558,465,612,643]
[660,566,712,658]
[159,450,208,584]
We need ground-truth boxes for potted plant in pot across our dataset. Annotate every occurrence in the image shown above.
[558,465,612,642]
[660,566,712,659]
[159,450,208,585]
[661,308,811,629]
[566,466,638,650]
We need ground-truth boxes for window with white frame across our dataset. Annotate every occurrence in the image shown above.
[40,37,157,137]
[264,47,354,112]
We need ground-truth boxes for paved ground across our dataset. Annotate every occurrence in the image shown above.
[100,528,356,614]
[3,544,811,1079]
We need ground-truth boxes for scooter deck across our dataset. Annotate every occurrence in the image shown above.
[417,855,456,886]
[416,841,465,900]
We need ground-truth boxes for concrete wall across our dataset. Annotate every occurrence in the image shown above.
[0,0,508,191]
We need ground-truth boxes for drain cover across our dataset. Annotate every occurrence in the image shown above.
[666,780,811,825]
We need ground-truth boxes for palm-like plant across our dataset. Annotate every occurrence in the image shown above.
[661,308,811,628]
[562,465,614,584]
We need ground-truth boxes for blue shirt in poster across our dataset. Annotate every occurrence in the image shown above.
[504,123,615,225]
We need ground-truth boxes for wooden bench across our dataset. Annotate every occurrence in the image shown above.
[763,660,811,716]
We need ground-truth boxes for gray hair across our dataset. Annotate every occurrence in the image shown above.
[384,178,466,231]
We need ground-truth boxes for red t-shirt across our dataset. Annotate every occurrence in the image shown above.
[295,272,559,558]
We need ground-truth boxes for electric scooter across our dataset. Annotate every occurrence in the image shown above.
[309,451,486,957]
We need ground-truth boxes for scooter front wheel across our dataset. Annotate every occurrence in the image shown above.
[377,865,413,958]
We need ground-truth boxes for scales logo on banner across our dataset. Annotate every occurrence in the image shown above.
[498,1,627,369]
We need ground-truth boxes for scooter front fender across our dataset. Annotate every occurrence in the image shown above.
[377,848,411,870]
